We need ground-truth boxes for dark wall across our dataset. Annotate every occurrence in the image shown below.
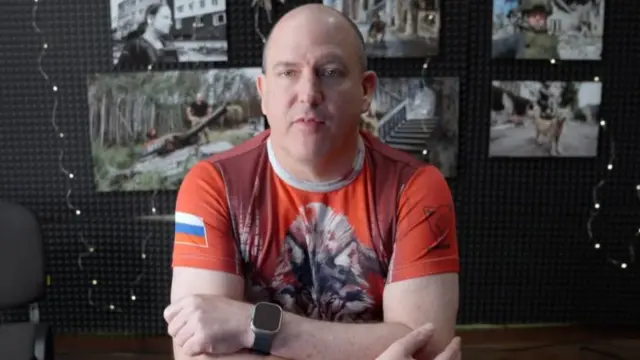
[0,0,639,335]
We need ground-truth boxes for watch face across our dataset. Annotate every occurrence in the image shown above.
[253,302,282,332]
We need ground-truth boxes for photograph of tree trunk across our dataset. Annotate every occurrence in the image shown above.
[489,80,602,157]
[359,77,459,178]
[492,0,605,60]
[86,68,264,192]
[323,0,441,58]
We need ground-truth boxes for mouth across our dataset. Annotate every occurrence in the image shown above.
[294,117,325,125]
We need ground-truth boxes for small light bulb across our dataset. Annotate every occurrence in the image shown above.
[147,64,153,70]
[594,76,600,82]
[43,43,47,49]
[151,207,157,213]
[550,59,556,64]
[89,247,94,252]
[422,149,428,155]
[594,243,600,249]
[594,203,600,209]
[59,133,64,138]
[75,209,81,215]
[92,279,97,285]
[69,173,74,179]
[621,263,627,269]
[131,295,137,301]
[607,164,613,170]
[141,253,147,259]
[109,304,115,310]
[52,85,57,92]
[600,120,606,127]
[636,184,640,191]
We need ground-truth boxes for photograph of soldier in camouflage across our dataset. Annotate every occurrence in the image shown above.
[489,80,602,157]
[322,0,441,58]
[87,68,264,192]
[359,77,459,178]
[492,0,605,60]
[110,0,228,69]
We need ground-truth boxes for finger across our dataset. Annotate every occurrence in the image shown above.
[163,303,182,323]
[164,295,197,322]
[173,318,195,348]
[182,332,206,357]
[434,336,461,360]
[395,323,435,356]
[167,307,190,337]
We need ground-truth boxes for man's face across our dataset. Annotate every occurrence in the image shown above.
[526,10,547,30]
[257,13,376,162]
[151,5,173,35]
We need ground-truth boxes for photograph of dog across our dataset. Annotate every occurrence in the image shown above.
[489,80,602,157]
[322,0,441,58]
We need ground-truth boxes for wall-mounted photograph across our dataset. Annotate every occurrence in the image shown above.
[322,0,441,58]
[360,77,459,178]
[492,0,605,60]
[489,80,602,157]
[87,68,264,192]
[110,0,228,69]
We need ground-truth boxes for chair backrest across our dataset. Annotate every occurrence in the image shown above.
[0,200,45,309]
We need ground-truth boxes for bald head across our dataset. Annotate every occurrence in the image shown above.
[262,4,367,73]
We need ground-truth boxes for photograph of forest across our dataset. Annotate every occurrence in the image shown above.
[87,68,264,192]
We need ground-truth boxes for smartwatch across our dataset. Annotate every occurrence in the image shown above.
[250,302,283,355]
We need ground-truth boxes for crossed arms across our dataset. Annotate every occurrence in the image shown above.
[169,163,460,360]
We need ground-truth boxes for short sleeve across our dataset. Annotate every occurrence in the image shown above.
[171,161,242,276]
[387,165,459,283]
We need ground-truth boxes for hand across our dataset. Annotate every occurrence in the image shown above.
[376,324,462,360]
[164,294,252,357]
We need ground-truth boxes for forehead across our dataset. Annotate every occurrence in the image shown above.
[157,6,171,16]
[266,14,359,67]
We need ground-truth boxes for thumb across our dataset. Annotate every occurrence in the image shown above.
[396,324,435,355]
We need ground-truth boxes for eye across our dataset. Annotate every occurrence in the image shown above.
[279,70,297,77]
[322,69,342,77]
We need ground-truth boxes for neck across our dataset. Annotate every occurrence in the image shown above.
[270,132,361,183]
[143,29,159,42]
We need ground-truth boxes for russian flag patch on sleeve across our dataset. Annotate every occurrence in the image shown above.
[174,212,208,247]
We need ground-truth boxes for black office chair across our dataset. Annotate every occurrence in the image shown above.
[0,200,53,360]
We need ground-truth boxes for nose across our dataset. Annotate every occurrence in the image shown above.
[297,71,323,106]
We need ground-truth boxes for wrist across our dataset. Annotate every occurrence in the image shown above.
[242,303,256,349]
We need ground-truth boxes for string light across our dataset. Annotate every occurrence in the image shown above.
[32,0,155,311]
[586,119,638,269]
[78,233,152,312]
[421,58,430,158]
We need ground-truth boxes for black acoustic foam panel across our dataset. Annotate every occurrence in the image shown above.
[0,0,638,335]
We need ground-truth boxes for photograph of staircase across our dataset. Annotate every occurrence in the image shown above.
[360,77,460,178]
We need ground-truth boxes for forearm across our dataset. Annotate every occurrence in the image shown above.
[270,312,412,360]
[174,348,287,360]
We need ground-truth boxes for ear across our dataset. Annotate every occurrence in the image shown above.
[361,71,377,114]
[256,74,267,116]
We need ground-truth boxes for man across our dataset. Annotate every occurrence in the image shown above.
[492,0,560,59]
[186,93,212,143]
[165,4,460,360]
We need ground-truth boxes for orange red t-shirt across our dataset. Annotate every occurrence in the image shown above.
[172,131,459,322]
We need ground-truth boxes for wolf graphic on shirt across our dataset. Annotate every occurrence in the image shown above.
[265,203,382,322]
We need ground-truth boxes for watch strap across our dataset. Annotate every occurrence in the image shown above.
[251,332,274,355]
